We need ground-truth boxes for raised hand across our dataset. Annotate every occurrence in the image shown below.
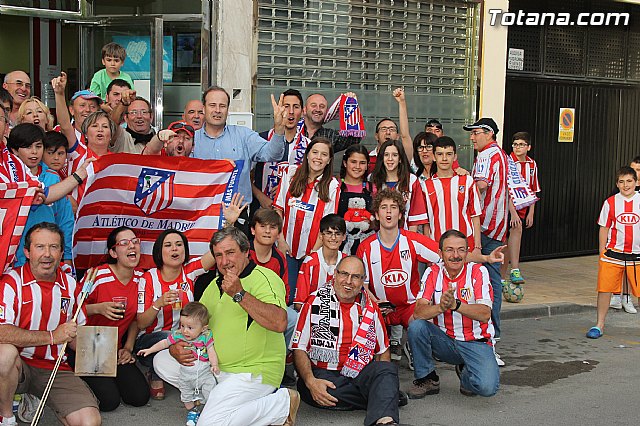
[271,93,287,134]
[222,193,249,225]
[51,71,68,95]
[392,87,405,103]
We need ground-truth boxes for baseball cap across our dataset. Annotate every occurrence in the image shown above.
[425,119,443,129]
[71,89,102,104]
[463,117,499,135]
[167,121,194,138]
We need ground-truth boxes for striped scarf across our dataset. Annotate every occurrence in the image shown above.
[325,94,366,138]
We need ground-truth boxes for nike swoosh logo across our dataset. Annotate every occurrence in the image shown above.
[434,289,441,293]
[372,261,380,264]
[22,300,32,304]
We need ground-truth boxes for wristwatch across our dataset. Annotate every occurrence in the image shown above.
[452,299,462,311]
[232,290,246,303]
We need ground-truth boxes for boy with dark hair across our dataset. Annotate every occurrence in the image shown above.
[42,130,68,175]
[249,207,289,297]
[587,166,640,338]
[293,214,347,310]
[90,42,135,100]
[501,131,541,286]
[7,124,74,267]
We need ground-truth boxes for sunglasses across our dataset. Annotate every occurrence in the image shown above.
[169,122,195,134]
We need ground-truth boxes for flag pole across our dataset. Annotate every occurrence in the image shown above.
[30,267,98,426]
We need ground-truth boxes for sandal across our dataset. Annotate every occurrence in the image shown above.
[147,371,165,400]
[586,326,603,339]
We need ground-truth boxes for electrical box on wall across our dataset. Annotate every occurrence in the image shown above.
[227,112,253,129]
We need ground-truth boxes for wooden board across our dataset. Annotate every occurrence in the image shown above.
[74,326,118,377]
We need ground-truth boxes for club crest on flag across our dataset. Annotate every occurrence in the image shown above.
[343,97,359,130]
[60,297,71,315]
[134,168,175,216]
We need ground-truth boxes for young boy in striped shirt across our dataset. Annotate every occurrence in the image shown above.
[587,166,640,339]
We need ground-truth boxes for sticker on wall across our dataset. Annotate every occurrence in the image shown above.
[558,108,575,143]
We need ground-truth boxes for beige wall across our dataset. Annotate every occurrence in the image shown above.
[215,0,254,113]
[479,0,509,147]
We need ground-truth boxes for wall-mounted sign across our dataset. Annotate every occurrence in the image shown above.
[558,108,575,143]
[508,48,524,71]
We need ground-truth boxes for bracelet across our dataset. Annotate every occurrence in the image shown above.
[151,303,161,311]
[71,172,83,185]
[49,330,54,345]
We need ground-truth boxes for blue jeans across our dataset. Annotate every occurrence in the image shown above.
[408,320,499,397]
[286,255,305,306]
[134,330,170,379]
[285,306,299,349]
[481,233,503,338]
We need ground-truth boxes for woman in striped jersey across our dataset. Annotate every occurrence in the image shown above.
[274,137,340,305]
[135,229,216,400]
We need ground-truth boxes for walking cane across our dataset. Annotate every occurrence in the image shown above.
[30,267,98,426]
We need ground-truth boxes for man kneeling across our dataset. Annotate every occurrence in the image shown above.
[0,223,100,426]
[291,256,401,426]
[407,229,499,398]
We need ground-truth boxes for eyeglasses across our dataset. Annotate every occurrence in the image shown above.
[112,238,141,248]
[169,122,194,134]
[512,143,528,148]
[334,269,365,282]
[443,247,468,254]
[470,130,488,136]
[322,230,344,239]
[378,126,397,133]
[6,80,31,90]
[127,110,150,116]
[417,144,433,151]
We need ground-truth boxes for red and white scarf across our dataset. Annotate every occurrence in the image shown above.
[506,156,538,210]
[325,94,366,138]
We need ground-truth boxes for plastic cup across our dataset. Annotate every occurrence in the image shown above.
[112,296,128,310]
[172,289,184,311]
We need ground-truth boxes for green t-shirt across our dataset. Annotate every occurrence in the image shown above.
[89,69,135,100]
[200,263,286,388]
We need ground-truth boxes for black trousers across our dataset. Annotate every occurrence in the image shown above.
[297,361,400,426]
[81,363,150,412]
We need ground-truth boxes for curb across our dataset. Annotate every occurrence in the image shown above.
[502,302,595,320]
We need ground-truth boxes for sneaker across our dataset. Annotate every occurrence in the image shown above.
[610,294,622,309]
[283,389,300,426]
[407,376,440,399]
[455,364,476,397]
[403,341,414,371]
[621,295,637,314]
[501,279,508,286]
[494,351,505,367]
[389,340,402,361]
[17,393,39,423]
[510,269,525,284]
[0,416,17,426]
[186,409,200,426]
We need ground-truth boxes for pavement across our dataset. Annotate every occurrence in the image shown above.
[30,254,637,426]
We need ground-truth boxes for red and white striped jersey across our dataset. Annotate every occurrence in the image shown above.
[85,264,144,348]
[510,152,540,193]
[273,168,340,259]
[420,262,494,343]
[291,294,388,370]
[356,229,440,307]
[1,147,38,184]
[598,192,640,255]
[0,263,85,371]
[294,248,345,304]
[67,137,106,205]
[424,175,481,241]
[473,143,509,242]
[137,257,206,334]
[371,174,429,229]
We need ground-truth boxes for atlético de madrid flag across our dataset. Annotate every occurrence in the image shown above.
[0,181,40,273]
[74,153,242,269]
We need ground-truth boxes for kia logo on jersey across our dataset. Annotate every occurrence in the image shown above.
[617,213,640,225]
[380,269,409,287]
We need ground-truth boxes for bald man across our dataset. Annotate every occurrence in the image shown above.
[182,99,205,130]
[2,70,31,126]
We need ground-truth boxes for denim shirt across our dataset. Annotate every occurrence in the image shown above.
[193,125,286,203]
